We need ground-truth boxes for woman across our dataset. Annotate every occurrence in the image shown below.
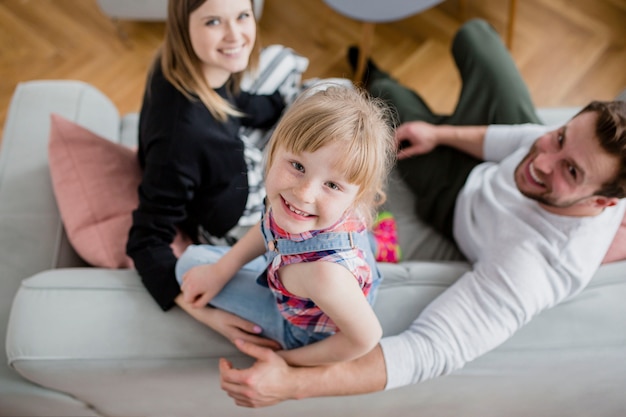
[127,0,285,348]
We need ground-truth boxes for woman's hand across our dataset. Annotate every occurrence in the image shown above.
[395,121,439,159]
[175,295,281,350]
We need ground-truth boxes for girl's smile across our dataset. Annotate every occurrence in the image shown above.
[265,141,360,235]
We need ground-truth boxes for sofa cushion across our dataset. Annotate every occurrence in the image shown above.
[48,114,191,268]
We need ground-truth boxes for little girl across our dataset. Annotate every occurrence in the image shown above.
[176,85,396,366]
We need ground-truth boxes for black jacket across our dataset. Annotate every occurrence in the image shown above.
[127,64,285,310]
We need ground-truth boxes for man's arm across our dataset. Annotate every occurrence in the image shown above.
[395,121,487,160]
[220,249,568,406]
[220,340,387,408]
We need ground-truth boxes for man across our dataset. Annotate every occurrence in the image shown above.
[217,19,626,407]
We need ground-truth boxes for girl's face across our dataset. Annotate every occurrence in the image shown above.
[188,0,256,87]
[265,141,361,235]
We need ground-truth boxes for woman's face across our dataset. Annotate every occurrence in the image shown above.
[188,0,256,87]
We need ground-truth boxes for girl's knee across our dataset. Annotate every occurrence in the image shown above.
[175,245,227,281]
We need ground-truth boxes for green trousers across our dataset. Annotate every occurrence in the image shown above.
[369,19,542,241]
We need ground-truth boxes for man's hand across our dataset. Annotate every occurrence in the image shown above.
[397,122,488,160]
[220,339,296,408]
[221,340,388,407]
[395,121,439,159]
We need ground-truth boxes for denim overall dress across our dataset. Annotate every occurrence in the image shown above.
[256,214,382,349]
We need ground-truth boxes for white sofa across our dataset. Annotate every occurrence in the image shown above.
[2,73,626,416]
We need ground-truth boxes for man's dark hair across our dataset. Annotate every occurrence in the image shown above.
[578,100,626,198]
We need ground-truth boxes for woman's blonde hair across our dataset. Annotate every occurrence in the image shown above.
[265,84,397,226]
[155,0,261,121]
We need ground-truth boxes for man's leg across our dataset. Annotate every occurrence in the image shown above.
[368,73,480,241]
[368,19,541,239]
[400,18,541,236]
[368,71,444,125]
[398,148,479,241]
[448,19,542,125]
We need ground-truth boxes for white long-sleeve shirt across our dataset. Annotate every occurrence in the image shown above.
[380,124,626,388]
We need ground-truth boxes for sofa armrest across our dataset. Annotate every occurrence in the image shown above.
[6,263,468,366]
[0,81,128,416]
[6,269,235,362]
[0,81,122,281]
[1,80,125,322]
[2,81,121,146]
[3,261,468,415]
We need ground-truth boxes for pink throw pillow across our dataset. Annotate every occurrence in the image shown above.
[48,114,191,269]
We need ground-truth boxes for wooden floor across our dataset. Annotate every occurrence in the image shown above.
[1,0,625,141]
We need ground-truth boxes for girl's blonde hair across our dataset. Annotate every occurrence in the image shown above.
[155,0,261,121]
[265,84,397,226]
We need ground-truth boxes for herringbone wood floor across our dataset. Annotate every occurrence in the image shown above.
[1,0,625,141]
